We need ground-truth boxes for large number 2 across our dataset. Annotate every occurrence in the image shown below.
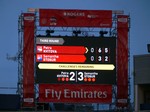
[70,72,75,81]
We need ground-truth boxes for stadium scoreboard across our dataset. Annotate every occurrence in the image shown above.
[36,36,116,84]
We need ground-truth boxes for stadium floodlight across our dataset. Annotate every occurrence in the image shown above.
[99,31,108,37]
[46,29,54,37]
[73,30,81,37]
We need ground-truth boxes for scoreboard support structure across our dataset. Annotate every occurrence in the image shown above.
[17,9,131,111]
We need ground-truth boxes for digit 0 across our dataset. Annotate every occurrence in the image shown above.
[91,56,94,62]
[91,48,94,53]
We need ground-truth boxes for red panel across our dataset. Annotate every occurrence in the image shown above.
[36,54,86,63]
[39,9,112,27]
[36,46,87,54]
[39,84,112,103]
[117,15,129,107]
[23,13,35,107]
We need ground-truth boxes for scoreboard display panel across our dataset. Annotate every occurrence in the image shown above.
[36,36,116,84]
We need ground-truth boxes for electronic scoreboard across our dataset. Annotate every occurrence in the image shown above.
[36,36,116,84]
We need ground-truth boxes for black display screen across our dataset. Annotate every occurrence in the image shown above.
[36,36,116,84]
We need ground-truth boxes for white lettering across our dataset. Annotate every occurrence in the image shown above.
[103,91,107,98]
[40,39,48,42]
[55,90,61,100]
[64,89,108,99]
[63,12,85,17]
[45,89,108,100]
[64,89,70,98]
[51,89,55,98]
[48,39,59,43]
[71,91,80,98]
[43,50,57,53]
[87,91,93,98]
[45,89,50,98]
[97,91,103,98]
[45,89,61,100]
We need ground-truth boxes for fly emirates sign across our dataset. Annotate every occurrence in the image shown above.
[39,84,112,103]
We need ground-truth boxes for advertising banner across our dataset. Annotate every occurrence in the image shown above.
[23,13,35,107]
[39,9,112,27]
[39,84,112,103]
[117,15,129,107]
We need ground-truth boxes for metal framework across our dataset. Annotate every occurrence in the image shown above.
[17,13,25,107]
[17,9,131,111]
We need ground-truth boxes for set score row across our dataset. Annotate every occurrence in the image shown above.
[89,55,110,62]
[89,47,110,54]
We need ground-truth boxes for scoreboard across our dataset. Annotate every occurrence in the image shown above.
[36,36,116,84]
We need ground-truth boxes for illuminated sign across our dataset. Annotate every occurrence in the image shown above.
[36,36,116,84]
[39,9,112,27]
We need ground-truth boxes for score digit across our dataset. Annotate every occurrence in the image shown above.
[98,56,102,62]
[105,48,109,53]
[98,48,102,53]
[91,48,94,53]
[91,56,95,62]
[77,72,84,81]
[105,56,109,62]
[69,72,75,81]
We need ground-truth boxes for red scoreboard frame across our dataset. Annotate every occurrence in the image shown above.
[22,8,129,107]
